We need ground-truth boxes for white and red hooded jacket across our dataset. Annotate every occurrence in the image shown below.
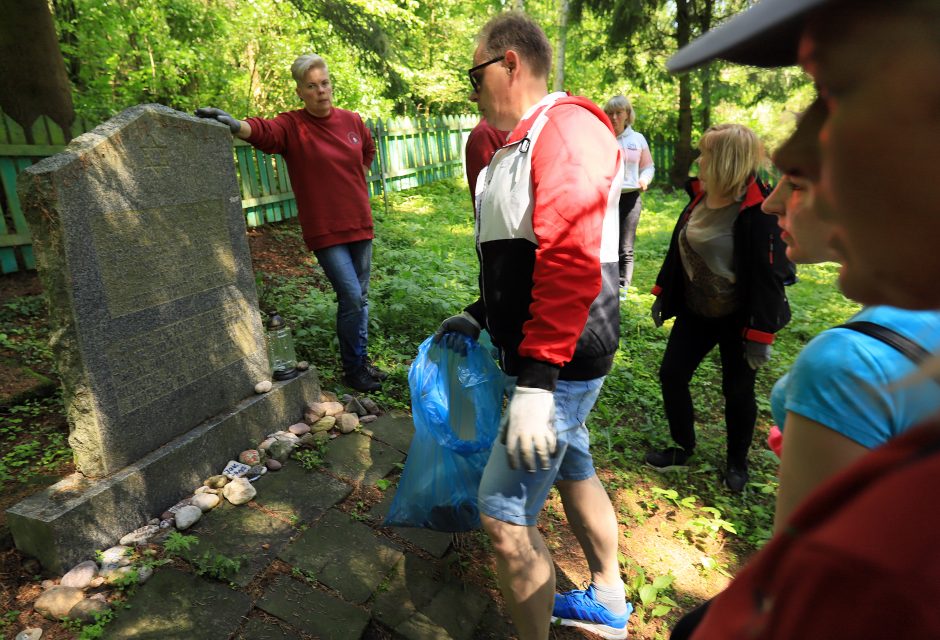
[464,92,623,392]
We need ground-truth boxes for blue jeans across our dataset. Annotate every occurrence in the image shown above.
[477,377,605,526]
[313,239,372,373]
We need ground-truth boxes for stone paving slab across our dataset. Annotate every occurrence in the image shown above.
[257,575,370,640]
[397,581,491,640]
[369,487,454,558]
[105,567,251,639]
[360,415,415,453]
[324,432,404,487]
[183,501,294,586]
[371,554,444,629]
[253,464,352,524]
[278,508,402,604]
[234,617,303,640]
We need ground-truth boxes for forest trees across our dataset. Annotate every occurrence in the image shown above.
[40,0,811,185]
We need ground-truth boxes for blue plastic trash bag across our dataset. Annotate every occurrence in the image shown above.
[384,333,504,532]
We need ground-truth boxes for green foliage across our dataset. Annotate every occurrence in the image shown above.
[0,394,70,484]
[190,549,245,581]
[0,610,20,632]
[292,440,327,471]
[162,531,198,555]
[621,557,679,622]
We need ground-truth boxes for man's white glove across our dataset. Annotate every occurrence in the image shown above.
[745,340,772,370]
[501,386,557,472]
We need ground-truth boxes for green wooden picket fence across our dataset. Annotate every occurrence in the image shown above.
[0,109,479,275]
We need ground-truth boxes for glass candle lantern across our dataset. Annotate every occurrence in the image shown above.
[266,312,299,380]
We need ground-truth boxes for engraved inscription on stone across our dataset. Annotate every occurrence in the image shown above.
[91,200,236,318]
[106,299,258,415]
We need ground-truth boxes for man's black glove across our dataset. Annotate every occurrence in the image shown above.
[651,297,664,328]
[433,312,481,354]
[195,107,241,135]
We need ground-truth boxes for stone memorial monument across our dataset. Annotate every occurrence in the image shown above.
[7,104,318,571]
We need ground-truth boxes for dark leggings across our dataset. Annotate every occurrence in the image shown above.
[659,312,757,466]
[618,190,642,287]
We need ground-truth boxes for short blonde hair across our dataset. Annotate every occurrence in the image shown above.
[603,95,636,126]
[698,124,764,199]
[291,54,328,84]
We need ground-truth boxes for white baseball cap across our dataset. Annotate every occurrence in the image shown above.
[667,0,831,73]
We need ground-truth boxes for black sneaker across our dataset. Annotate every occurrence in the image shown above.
[645,446,692,471]
[724,464,749,493]
[343,367,381,392]
[364,357,388,381]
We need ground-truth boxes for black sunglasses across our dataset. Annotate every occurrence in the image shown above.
[468,55,505,93]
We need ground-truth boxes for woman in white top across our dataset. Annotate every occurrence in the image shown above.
[604,95,655,293]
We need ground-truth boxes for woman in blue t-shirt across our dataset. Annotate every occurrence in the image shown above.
[761,157,940,531]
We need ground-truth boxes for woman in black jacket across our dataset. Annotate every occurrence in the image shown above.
[646,123,793,492]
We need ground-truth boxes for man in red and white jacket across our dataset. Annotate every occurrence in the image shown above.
[435,13,631,640]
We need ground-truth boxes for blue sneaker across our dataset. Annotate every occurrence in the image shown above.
[551,584,632,639]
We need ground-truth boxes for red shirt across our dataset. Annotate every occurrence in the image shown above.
[691,417,940,639]
[465,119,507,211]
[246,108,376,251]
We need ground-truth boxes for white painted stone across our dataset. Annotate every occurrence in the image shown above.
[98,545,132,570]
[15,628,43,640]
[254,380,272,394]
[119,524,161,546]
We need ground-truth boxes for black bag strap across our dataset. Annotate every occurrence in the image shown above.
[838,320,930,364]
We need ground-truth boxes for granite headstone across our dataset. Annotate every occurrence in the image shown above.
[17,104,268,477]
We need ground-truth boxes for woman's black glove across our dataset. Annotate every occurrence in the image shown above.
[194,107,241,134]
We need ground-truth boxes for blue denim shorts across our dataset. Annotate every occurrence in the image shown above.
[477,376,605,526]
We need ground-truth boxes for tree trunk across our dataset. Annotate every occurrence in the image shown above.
[698,0,714,133]
[552,0,570,92]
[670,0,693,188]
[0,0,75,142]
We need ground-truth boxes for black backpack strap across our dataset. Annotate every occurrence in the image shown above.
[838,321,930,365]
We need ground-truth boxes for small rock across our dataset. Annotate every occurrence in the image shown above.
[34,586,84,619]
[261,543,270,550]
[148,518,160,526]
[338,412,360,433]
[15,628,42,640]
[222,477,256,505]
[265,459,282,471]
[254,380,273,394]
[191,493,220,512]
[266,440,294,463]
[259,437,276,450]
[159,519,174,530]
[320,390,339,402]
[222,460,252,478]
[167,497,194,514]
[238,449,261,466]
[87,576,106,588]
[341,393,354,403]
[311,416,336,433]
[296,360,309,371]
[205,475,230,489]
[322,401,345,417]
[99,545,133,570]
[174,505,202,530]
[60,560,97,589]
[360,414,378,424]
[288,422,310,436]
[88,592,109,602]
[194,486,217,495]
[360,397,381,415]
[298,433,318,447]
[120,524,161,546]
[41,579,56,590]
[137,565,154,584]
[247,465,267,477]
[68,597,111,623]
[271,431,300,444]
[160,510,174,521]
[100,565,138,585]
[313,431,331,443]
[345,397,368,417]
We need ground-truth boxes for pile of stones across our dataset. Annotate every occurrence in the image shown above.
[19,388,384,635]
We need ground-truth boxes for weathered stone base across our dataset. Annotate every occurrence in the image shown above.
[6,369,319,573]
